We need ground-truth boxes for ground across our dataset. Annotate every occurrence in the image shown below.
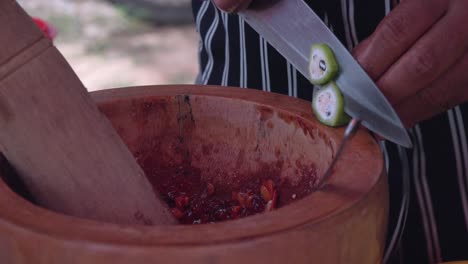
[17,0,199,91]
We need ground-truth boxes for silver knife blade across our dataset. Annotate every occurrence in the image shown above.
[239,0,412,148]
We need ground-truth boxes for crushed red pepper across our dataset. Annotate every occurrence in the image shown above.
[167,178,278,224]
[137,152,318,225]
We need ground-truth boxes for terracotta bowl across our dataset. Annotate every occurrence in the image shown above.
[0,85,388,263]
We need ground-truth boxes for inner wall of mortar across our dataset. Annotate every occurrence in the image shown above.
[0,94,335,224]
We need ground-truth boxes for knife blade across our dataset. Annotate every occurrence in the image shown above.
[239,0,412,148]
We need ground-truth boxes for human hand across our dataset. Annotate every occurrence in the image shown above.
[353,0,468,127]
[212,0,253,13]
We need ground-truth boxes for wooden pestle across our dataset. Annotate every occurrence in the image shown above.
[0,1,175,225]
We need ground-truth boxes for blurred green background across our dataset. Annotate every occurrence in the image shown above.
[18,0,198,91]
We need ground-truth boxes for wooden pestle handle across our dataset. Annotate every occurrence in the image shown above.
[0,1,175,225]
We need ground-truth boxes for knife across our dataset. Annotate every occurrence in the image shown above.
[239,0,412,148]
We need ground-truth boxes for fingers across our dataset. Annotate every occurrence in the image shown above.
[353,0,447,80]
[395,52,468,127]
[378,4,468,105]
[212,0,253,13]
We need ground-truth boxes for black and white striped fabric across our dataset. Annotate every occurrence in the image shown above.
[191,1,468,263]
